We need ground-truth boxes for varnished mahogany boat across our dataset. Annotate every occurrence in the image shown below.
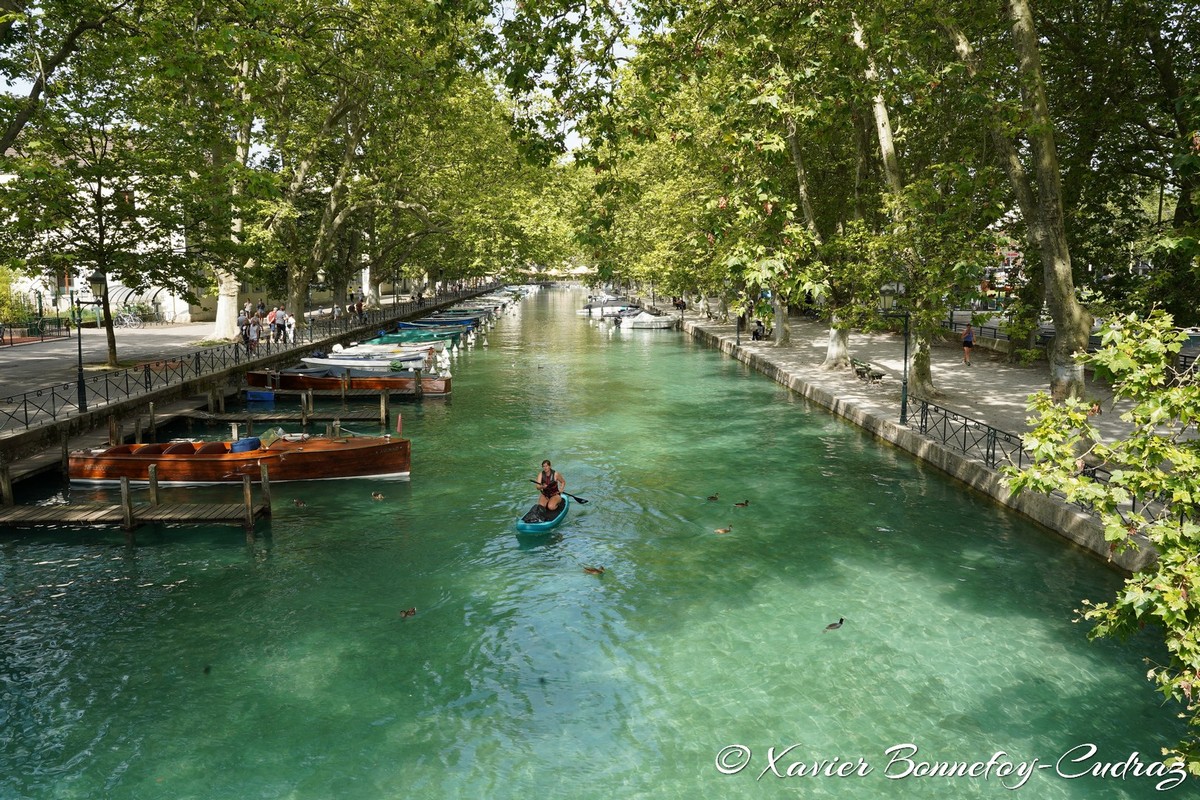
[68,428,411,485]
[246,368,450,397]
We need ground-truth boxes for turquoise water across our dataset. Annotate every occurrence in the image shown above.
[0,288,1188,799]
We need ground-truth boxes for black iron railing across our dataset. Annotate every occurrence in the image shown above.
[906,397,1029,471]
[0,286,499,435]
[904,396,1171,523]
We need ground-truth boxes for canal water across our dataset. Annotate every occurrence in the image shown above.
[0,288,1187,799]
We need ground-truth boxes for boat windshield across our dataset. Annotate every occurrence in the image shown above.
[258,427,284,448]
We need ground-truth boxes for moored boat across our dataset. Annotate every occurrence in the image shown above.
[515,495,570,533]
[247,368,450,397]
[614,310,680,329]
[299,352,425,374]
[69,428,411,485]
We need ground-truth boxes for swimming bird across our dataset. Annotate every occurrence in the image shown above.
[292,499,307,508]
[371,492,384,501]
[734,500,750,508]
[715,526,732,534]
[400,607,416,618]
[707,493,719,502]
[583,566,605,575]
[824,618,844,632]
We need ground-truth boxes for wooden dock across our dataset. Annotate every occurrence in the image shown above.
[0,501,269,529]
[0,466,272,535]
[180,409,384,423]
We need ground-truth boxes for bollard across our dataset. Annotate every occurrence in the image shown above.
[148,464,160,506]
[0,464,12,506]
[260,463,272,516]
[242,475,254,528]
[120,477,135,530]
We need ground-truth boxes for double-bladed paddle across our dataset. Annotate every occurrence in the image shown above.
[528,479,589,504]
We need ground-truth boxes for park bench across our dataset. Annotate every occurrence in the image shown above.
[851,358,885,384]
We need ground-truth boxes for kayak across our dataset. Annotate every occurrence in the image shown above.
[515,495,570,533]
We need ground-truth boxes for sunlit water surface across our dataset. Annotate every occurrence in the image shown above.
[0,288,1187,799]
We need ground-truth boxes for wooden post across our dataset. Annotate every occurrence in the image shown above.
[134,417,143,444]
[108,415,120,446]
[148,464,160,506]
[413,368,423,400]
[208,387,218,412]
[325,422,333,437]
[242,475,254,528]
[0,464,13,506]
[218,389,226,413]
[260,463,272,516]
[379,390,389,425]
[148,401,156,441]
[61,431,70,475]
[307,389,315,415]
[231,422,240,441]
[341,374,348,408]
[120,476,135,531]
[300,398,308,427]
[333,418,341,438]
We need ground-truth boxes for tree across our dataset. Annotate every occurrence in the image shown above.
[1008,311,1200,774]
[0,67,200,366]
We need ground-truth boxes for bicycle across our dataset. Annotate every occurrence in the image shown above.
[115,311,143,328]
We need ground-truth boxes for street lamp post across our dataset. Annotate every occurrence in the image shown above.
[74,270,107,413]
[307,267,327,340]
[879,282,910,426]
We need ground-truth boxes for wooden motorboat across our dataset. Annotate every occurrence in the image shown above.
[69,428,411,485]
[247,368,450,397]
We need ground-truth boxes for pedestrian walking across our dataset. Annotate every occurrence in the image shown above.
[962,324,974,366]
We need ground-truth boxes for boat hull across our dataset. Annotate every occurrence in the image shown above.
[515,495,570,533]
[69,435,411,485]
[247,370,450,397]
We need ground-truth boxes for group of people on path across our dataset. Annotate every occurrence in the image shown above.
[237,300,296,352]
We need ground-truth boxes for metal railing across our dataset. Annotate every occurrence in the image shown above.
[906,397,1029,471]
[903,396,1172,524]
[0,286,498,435]
[0,317,72,347]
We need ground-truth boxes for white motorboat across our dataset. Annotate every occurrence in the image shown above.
[615,310,680,329]
[577,298,639,317]
[300,351,426,375]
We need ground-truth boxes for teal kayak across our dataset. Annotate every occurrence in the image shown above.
[515,495,570,533]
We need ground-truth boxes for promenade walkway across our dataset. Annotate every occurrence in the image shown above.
[642,299,1151,574]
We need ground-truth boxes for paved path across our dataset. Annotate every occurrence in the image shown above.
[0,322,220,391]
[656,305,1131,444]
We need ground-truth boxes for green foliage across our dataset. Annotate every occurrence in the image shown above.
[1007,311,1200,772]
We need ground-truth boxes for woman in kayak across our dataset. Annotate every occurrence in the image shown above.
[535,460,565,514]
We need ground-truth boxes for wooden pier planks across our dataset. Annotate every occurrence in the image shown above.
[0,501,270,529]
